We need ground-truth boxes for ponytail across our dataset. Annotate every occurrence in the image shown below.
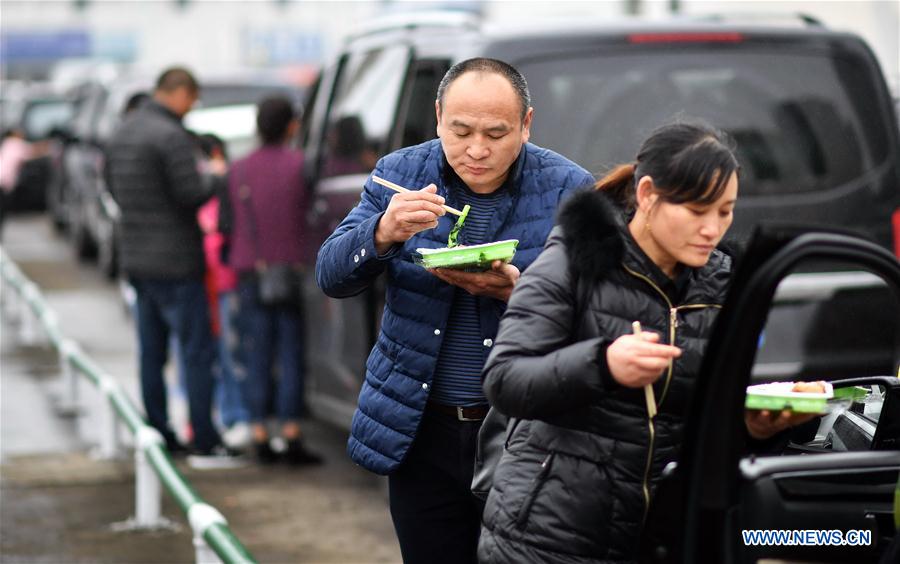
[594,163,637,211]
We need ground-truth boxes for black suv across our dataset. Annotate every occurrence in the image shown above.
[300,12,900,428]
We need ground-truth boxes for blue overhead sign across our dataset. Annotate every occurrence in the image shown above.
[0,30,91,61]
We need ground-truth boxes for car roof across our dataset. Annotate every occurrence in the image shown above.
[480,15,848,39]
[343,12,864,55]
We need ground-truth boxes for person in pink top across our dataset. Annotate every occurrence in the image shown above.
[0,128,34,236]
[196,134,250,448]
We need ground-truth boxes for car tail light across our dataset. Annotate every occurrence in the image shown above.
[627,32,744,44]
[893,207,900,258]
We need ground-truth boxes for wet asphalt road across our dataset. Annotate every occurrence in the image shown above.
[0,213,401,563]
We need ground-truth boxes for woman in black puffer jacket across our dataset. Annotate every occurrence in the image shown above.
[478,122,742,563]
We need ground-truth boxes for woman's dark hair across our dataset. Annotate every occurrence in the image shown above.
[257,96,296,145]
[198,133,228,161]
[122,92,150,115]
[596,121,739,211]
[436,57,531,122]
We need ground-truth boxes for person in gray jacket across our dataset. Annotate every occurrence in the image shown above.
[106,67,240,467]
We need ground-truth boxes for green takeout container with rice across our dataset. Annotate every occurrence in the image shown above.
[745,382,835,413]
[414,239,519,271]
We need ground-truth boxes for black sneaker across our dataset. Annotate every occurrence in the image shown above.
[165,440,190,459]
[187,444,247,470]
[254,440,280,465]
[284,439,323,466]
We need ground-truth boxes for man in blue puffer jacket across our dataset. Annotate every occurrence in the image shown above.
[316,58,593,564]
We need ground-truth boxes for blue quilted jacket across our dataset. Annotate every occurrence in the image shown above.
[315,139,593,474]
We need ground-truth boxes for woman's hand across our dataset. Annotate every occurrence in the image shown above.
[745,381,825,439]
[744,409,819,440]
[606,331,682,388]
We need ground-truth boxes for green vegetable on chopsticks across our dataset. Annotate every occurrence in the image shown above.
[447,204,470,248]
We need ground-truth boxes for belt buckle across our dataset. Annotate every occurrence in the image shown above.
[456,406,481,422]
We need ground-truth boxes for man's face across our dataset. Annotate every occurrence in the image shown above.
[169,86,199,117]
[436,72,532,194]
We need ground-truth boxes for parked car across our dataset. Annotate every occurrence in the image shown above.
[58,74,303,278]
[59,78,149,267]
[45,81,107,232]
[298,12,900,429]
[0,83,76,211]
[641,225,900,563]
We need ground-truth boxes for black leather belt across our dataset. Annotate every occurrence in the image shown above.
[427,401,489,422]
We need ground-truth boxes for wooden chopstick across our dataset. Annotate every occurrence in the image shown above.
[371,175,463,217]
[632,321,658,419]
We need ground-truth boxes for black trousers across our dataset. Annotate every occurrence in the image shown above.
[0,189,10,238]
[388,407,485,564]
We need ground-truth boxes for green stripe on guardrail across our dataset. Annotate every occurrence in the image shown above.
[66,346,105,388]
[147,444,201,512]
[0,248,257,564]
[205,524,256,564]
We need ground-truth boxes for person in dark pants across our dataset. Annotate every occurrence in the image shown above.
[0,128,33,238]
[316,58,594,563]
[478,122,817,563]
[220,97,320,466]
[106,67,241,468]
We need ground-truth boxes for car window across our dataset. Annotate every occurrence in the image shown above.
[319,46,410,179]
[22,100,74,140]
[71,86,107,141]
[750,258,898,453]
[391,59,449,150]
[754,275,891,382]
[753,265,899,383]
[184,104,258,160]
[518,46,891,197]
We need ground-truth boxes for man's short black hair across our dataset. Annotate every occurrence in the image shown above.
[436,58,531,122]
[155,67,199,93]
[257,96,296,145]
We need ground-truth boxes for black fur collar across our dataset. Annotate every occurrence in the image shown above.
[557,190,627,284]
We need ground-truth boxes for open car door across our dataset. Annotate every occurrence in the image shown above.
[642,225,900,563]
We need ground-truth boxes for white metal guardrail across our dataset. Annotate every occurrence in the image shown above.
[0,247,256,564]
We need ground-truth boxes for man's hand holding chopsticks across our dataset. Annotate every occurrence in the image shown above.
[374,184,446,255]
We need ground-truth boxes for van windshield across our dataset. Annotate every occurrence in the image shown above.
[521,48,891,198]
